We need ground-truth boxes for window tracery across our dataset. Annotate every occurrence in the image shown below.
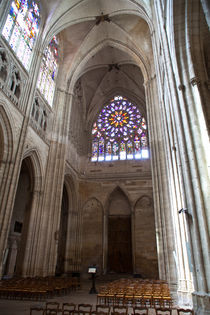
[30,96,50,139]
[37,36,59,106]
[0,50,8,82]
[91,96,149,162]
[2,0,40,70]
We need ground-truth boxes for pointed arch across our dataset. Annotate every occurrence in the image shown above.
[11,150,44,276]
[23,148,43,192]
[68,39,150,93]
[0,104,15,214]
[104,185,131,215]
[0,103,14,165]
[64,174,77,213]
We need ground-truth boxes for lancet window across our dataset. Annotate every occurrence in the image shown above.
[2,0,40,70]
[37,36,58,106]
[91,96,149,162]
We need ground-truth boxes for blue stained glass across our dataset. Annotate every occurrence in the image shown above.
[91,96,148,161]
[37,36,59,106]
[2,0,40,70]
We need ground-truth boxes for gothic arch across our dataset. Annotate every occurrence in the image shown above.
[22,149,43,192]
[68,39,150,94]
[0,103,14,166]
[14,151,43,276]
[0,103,15,221]
[64,174,77,213]
[105,186,131,215]
[44,1,153,49]
[134,195,152,209]
[56,174,78,274]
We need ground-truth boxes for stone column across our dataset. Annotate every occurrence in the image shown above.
[0,27,44,278]
[35,88,73,276]
[153,0,210,312]
[144,76,177,288]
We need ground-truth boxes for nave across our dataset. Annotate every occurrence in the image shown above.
[0,275,194,315]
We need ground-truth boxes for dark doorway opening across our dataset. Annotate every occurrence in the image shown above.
[108,215,132,273]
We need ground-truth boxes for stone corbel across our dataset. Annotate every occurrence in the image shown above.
[190,77,201,87]
[178,84,185,92]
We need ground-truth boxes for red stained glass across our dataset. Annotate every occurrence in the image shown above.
[2,0,40,70]
[91,96,149,161]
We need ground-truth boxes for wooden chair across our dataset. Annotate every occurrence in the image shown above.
[45,310,59,315]
[124,288,134,306]
[112,305,128,315]
[177,309,194,315]
[45,302,60,315]
[133,290,144,307]
[91,312,109,315]
[114,288,125,305]
[97,287,108,305]
[155,308,172,315]
[62,303,77,314]
[133,306,148,315]
[96,304,111,314]
[106,288,116,305]
[78,304,93,315]
[30,307,45,315]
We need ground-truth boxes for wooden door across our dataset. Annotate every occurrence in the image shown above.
[108,216,132,273]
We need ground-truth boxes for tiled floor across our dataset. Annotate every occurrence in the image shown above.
[0,278,179,315]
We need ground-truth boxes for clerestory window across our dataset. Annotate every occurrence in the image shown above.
[91,95,149,162]
[37,36,59,106]
[2,0,40,70]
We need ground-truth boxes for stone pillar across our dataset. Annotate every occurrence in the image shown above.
[35,88,73,276]
[153,0,210,312]
[0,27,44,278]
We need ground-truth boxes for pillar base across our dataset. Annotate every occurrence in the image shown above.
[192,291,210,315]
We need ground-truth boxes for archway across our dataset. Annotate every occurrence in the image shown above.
[107,187,132,274]
[3,158,34,277]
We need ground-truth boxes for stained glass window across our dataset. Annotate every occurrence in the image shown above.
[91,96,149,161]
[2,0,40,70]
[37,36,59,106]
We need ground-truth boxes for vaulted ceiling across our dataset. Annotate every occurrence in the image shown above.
[40,0,155,124]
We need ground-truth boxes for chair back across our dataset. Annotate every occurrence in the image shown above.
[30,307,45,315]
[78,304,92,314]
[46,302,60,310]
[155,308,172,315]
[112,306,128,315]
[177,309,194,315]
[96,305,110,314]
[133,306,148,315]
[62,303,77,314]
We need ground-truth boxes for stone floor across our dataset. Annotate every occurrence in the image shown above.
[0,277,180,315]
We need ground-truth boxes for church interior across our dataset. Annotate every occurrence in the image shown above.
[0,0,209,314]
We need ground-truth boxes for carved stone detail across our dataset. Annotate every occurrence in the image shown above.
[190,77,201,86]
[30,93,51,140]
[178,84,185,91]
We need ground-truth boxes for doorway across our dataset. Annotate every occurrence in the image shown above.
[4,158,33,277]
[108,215,132,273]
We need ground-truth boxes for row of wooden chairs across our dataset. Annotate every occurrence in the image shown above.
[97,280,172,308]
[0,276,80,300]
[30,302,194,315]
